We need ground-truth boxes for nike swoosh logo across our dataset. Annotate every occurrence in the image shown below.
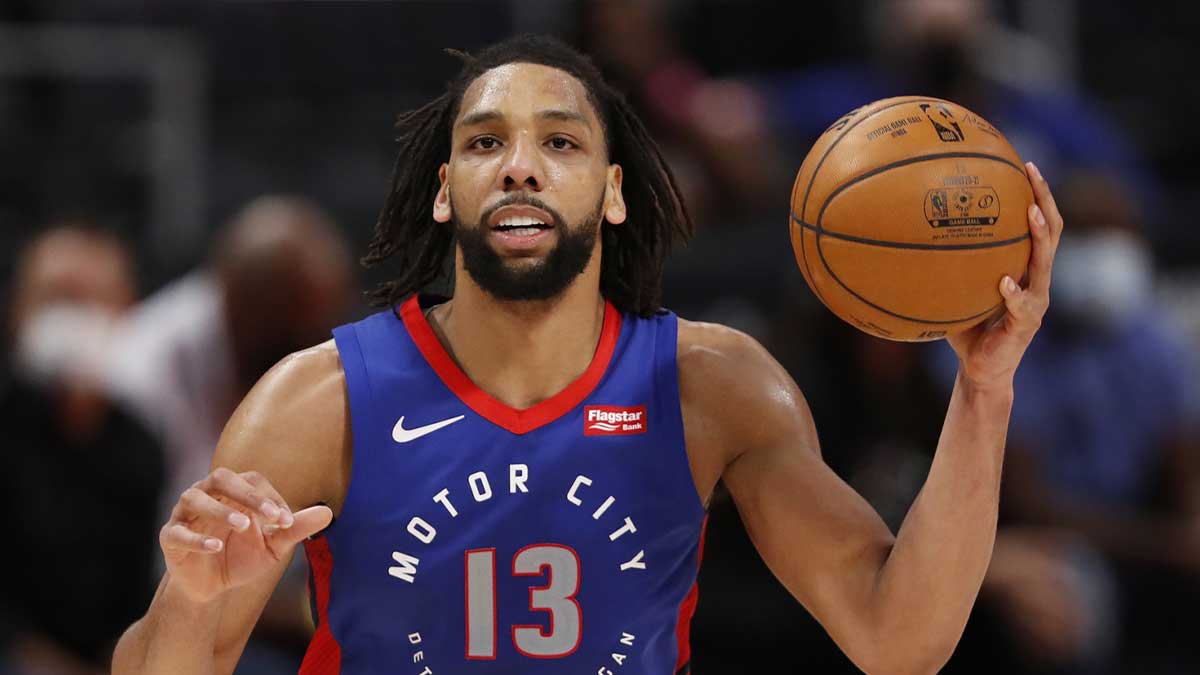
[392,414,466,443]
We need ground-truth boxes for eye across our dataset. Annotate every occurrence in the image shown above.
[547,136,578,151]
[469,136,501,151]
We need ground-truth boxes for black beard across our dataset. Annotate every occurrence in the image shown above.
[454,194,603,302]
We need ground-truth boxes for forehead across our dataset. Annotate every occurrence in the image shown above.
[19,232,132,306]
[26,233,125,281]
[457,62,601,128]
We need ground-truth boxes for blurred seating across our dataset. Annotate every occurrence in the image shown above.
[0,225,163,675]
[102,195,355,673]
[982,171,1200,675]
[0,2,1198,674]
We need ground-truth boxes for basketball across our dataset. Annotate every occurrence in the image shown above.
[789,96,1033,342]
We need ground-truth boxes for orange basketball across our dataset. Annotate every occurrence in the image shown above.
[789,96,1033,341]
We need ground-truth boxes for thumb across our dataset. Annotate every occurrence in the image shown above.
[271,504,334,547]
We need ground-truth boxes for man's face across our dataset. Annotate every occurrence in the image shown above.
[9,229,135,387]
[13,230,134,331]
[433,62,626,301]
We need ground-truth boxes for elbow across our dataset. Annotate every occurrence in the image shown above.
[855,651,952,675]
[851,629,959,675]
[868,653,953,675]
[111,620,144,675]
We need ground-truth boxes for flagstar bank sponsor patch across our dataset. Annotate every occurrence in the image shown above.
[584,405,647,436]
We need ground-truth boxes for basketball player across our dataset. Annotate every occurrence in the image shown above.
[113,35,1063,675]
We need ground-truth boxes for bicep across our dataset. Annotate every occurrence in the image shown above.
[695,331,894,645]
[722,416,895,644]
[207,345,347,667]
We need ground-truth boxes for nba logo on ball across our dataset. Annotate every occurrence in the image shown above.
[789,96,1033,342]
[584,406,647,436]
[919,102,966,142]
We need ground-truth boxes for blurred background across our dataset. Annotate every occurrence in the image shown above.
[2,0,1199,673]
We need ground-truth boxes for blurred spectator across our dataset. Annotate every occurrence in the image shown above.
[581,0,799,338]
[917,169,1198,674]
[746,2,1194,670]
[987,171,1200,674]
[760,0,1162,228]
[0,226,163,675]
[105,195,353,531]
[581,0,790,227]
[979,527,1117,674]
[103,195,354,672]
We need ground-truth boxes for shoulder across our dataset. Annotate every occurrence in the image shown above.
[676,318,776,401]
[677,317,769,364]
[213,339,351,513]
[238,339,346,416]
[677,318,819,466]
[677,318,794,400]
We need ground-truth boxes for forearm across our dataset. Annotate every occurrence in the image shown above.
[871,369,1013,670]
[112,573,225,675]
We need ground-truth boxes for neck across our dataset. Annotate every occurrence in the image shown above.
[427,253,607,410]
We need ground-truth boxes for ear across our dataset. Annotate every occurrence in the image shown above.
[603,163,627,225]
[433,163,452,224]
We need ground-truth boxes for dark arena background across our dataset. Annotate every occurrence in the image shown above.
[2,1,1200,674]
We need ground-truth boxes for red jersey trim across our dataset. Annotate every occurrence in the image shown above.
[399,296,622,435]
[673,515,708,672]
[300,535,342,674]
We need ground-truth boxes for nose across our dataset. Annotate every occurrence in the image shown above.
[500,133,544,192]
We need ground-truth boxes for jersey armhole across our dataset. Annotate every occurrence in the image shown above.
[328,323,377,533]
[655,314,708,518]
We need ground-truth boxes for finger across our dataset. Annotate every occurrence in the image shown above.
[1025,162,1064,244]
[174,487,254,533]
[1024,201,1055,297]
[204,467,288,523]
[161,522,225,554]
[999,275,1044,333]
[267,504,334,547]
[240,471,295,529]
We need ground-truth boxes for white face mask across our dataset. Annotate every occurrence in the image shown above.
[1052,230,1154,329]
[13,302,118,387]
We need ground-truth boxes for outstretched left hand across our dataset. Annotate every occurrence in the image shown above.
[947,162,1063,388]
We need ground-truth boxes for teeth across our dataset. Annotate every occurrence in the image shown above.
[502,227,543,236]
[498,215,546,227]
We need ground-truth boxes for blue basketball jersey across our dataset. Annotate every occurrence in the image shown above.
[301,295,708,675]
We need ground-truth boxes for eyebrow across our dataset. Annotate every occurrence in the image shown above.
[456,108,590,129]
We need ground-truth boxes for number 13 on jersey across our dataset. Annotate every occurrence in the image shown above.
[465,544,583,659]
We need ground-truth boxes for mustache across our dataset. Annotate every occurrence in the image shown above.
[478,193,565,228]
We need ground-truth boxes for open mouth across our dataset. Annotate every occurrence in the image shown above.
[492,215,553,237]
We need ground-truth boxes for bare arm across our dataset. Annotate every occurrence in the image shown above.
[112,341,351,674]
[688,163,1062,675]
[685,329,1009,674]
[866,370,1011,668]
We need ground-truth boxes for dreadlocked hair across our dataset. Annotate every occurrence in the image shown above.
[362,34,693,318]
